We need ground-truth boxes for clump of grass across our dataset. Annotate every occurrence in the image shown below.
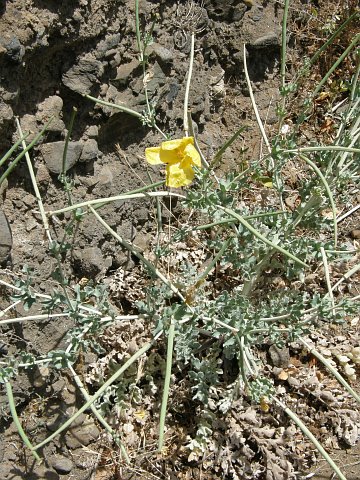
[0,1,359,478]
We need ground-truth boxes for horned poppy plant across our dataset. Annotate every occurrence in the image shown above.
[145,136,201,188]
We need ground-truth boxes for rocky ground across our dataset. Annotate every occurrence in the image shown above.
[0,1,359,479]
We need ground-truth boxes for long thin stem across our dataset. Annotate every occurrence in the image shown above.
[243,44,285,209]
[84,94,144,120]
[89,206,186,302]
[16,119,53,244]
[298,153,337,247]
[320,246,335,316]
[300,338,360,404]
[158,318,175,451]
[312,33,360,98]
[48,190,185,217]
[183,33,195,137]
[5,381,41,463]
[68,364,130,462]
[0,131,30,168]
[273,397,347,480]
[218,205,308,268]
[280,0,290,91]
[32,337,159,451]
[0,118,52,186]
[61,107,77,177]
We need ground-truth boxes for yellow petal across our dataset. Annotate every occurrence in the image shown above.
[161,137,194,151]
[159,147,179,165]
[145,147,162,165]
[161,138,185,151]
[183,143,201,168]
[166,162,194,188]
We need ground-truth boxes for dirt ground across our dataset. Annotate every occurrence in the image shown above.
[0,0,359,479]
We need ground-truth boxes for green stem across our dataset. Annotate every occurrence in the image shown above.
[320,246,335,315]
[218,205,308,268]
[312,33,360,98]
[298,154,337,247]
[48,189,184,216]
[273,397,347,480]
[89,206,186,302]
[196,239,230,283]
[0,131,30,168]
[280,0,290,90]
[300,339,360,404]
[0,118,53,187]
[158,318,176,451]
[84,94,144,120]
[32,338,158,451]
[284,146,360,155]
[16,119,53,244]
[61,107,77,177]
[68,364,130,463]
[5,381,41,462]
[194,211,287,231]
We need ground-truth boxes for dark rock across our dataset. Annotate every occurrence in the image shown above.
[251,32,280,49]
[0,101,13,126]
[112,58,140,87]
[79,138,100,162]
[204,0,235,20]
[51,456,73,474]
[65,417,100,449]
[350,229,360,239]
[0,35,24,63]
[62,56,104,95]
[269,344,290,368]
[96,33,121,59]
[35,163,52,187]
[19,114,38,142]
[39,141,83,174]
[0,178,8,204]
[233,4,247,21]
[0,211,12,264]
[148,43,173,64]
[35,96,65,133]
[73,246,110,277]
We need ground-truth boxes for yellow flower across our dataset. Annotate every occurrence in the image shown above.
[145,136,201,188]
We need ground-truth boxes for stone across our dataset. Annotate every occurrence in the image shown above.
[39,141,83,174]
[0,178,8,205]
[96,165,113,187]
[251,32,280,49]
[35,95,65,133]
[0,101,13,126]
[51,456,73,474]
[79,138,100,162]
[73,246,108,276]
[0,35,24,63]
[96,33,121,59]
[0,211,12,265]
[269,344,290,368]
[148,43,173,63]
[36,163,52,186]
[112,58,140,87]
[65,417,100,449]
[85,125,98,138]
[350,229,360,239]
[62,55,104,95]
[19,114,38,142]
